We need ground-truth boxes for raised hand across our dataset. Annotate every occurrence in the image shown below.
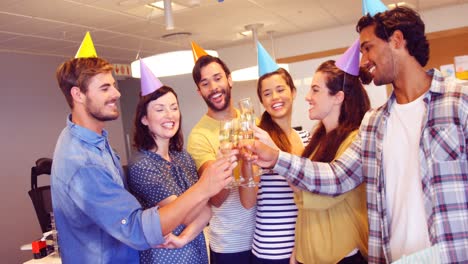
[240,139,279,169]
[198,151,238,197]
[253,125,279,150]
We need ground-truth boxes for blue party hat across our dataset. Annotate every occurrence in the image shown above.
[140,60,163,96]
[335,39,360,76]
[362,0,388,16]
[257,41,280,77]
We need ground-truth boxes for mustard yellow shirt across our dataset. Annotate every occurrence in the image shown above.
[294,130,368,264]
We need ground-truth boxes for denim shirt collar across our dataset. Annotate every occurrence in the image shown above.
[66,114,108,151]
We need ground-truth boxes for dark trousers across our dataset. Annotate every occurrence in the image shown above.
[337,250,367,264]
[250,253,290,264]
[297,251,367,264]
[210,248,252,264]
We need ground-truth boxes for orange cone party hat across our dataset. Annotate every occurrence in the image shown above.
[75,32,97,58]
[191,41,209,63]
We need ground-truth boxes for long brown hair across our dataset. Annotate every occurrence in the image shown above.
[256,68,296,152]
[302,60,370,162]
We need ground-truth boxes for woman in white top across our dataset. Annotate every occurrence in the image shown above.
[240,68,309,264]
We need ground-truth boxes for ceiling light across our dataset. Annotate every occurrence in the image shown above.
[388,2,415,9]
[147,0,187,11]
[131,49,219,78]
[239,30,252,37]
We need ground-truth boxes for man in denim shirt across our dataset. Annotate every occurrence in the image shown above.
[246,7,467,264]
[52,57,235,263]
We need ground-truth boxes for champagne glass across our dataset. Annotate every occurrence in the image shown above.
[219,119,240,188]
[239,97,255,117]
[238,98,259,187]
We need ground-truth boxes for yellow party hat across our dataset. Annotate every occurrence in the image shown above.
[75,31,97,58]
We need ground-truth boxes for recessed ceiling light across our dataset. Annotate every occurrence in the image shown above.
[147,1,187,11]
[239,30,252,37]
[388,2,415,9]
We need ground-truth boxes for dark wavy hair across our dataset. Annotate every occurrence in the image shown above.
[356,6,429,67]
[192,55,231,87]
[302,60,370,162]
[56,57,113,108]
[133,86,183,152]
[256,68,297,153]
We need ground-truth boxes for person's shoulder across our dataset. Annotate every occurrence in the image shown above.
[440,79,467,98]
[52,131,97,184]
[188,115,219,144]
[128,150,154,168]
[430,79,467,113]
[54,128,90,164]
[189,115,212,135]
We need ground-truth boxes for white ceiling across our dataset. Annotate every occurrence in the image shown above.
[0,0,466,63]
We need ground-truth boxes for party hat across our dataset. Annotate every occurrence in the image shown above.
[257,41,280,77]
[140,60,164,96]
[191,41,209,63]
[75,32,97,58]
[335,39,360,76]
[362,0,388,16]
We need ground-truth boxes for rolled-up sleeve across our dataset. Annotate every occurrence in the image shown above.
[141,207,164,246]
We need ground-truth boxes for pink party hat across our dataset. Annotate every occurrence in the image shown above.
[362,0,388,16]
[335,39,360,76]
[140,60,164,96]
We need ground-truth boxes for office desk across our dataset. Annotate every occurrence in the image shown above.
[23,252,61,264]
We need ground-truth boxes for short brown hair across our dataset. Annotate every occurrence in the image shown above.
[356,6,429,67]
[192,55,231,87]
[56,57,113,108]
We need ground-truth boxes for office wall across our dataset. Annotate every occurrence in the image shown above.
[0,52,126,263]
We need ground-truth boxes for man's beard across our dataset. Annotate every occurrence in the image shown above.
[203,86,231,112]
[86,100,120,122]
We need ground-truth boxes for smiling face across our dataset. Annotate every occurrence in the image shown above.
[306,71,342,123]
[259,73,295,120]
[197,61,233,112]
[141,92,180,145]
[83,72,120,122]
[360,24,395,86]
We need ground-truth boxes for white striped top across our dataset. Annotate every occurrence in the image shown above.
[251,129,310,260]
[209,187,256,253]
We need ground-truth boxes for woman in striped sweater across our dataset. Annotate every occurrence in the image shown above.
[240,67,309,264]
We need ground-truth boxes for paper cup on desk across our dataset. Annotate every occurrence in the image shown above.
[454,55,468,80]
